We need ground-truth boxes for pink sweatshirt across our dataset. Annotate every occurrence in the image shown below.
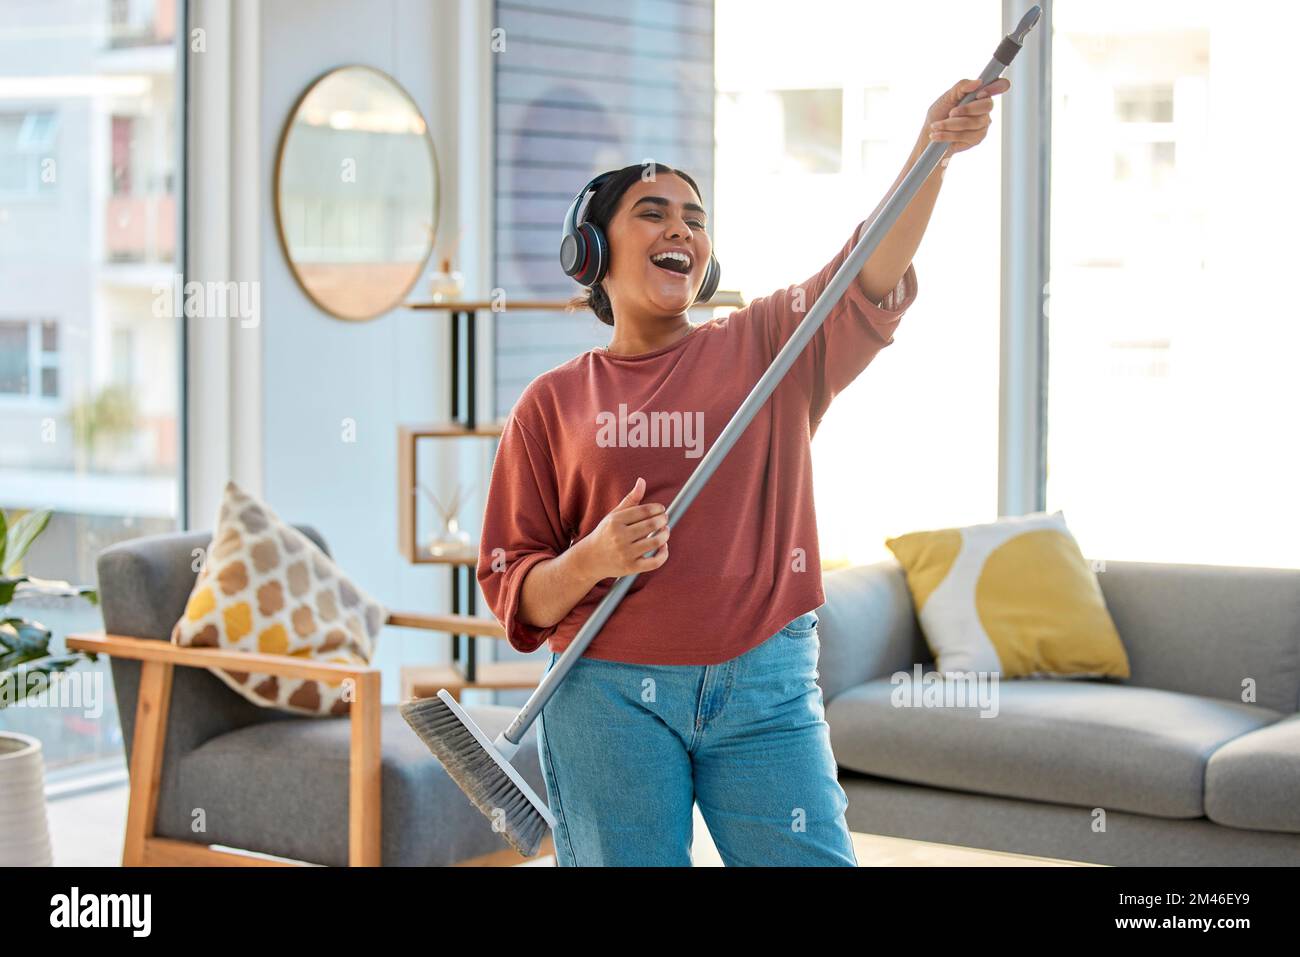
[476,218,918,664]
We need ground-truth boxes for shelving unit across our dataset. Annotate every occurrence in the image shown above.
[397,418,505,566]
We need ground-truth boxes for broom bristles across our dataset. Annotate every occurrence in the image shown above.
[400,692,554,859]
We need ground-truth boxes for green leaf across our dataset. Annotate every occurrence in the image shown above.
[0,576,24,606]
[0,509,6,572]
[2,616,52,637]
[0,617,53,668]
[3,508,52,577]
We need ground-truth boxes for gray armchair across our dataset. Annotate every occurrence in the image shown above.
[68,527,550,867]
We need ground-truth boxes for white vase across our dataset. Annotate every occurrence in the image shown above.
[0,731,53,866]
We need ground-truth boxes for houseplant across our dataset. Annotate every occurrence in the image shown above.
[0,507,99,866]
[68,384,137,472]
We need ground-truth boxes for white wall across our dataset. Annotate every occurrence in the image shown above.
[255,0,472,701]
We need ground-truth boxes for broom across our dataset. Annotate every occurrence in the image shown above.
[402,4,1044,859]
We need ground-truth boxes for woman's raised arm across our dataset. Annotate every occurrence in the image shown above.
[857,76,1010,302]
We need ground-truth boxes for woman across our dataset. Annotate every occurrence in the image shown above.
[476,77,1010,866]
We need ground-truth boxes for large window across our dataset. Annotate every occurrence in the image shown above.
[1045,0,1298,568]
[0,318,60,398]
[715,0,1003,566]
[0,0,183,779]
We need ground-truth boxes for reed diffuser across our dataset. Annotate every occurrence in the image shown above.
[420,480,475,560]
[428,228,464,303]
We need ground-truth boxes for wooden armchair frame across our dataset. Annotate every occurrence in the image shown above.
[66,611,552,867]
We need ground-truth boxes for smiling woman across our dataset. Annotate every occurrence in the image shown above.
[562,163,721,345]
[477,156,926,865]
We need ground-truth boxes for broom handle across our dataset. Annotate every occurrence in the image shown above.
[501,6,1043,747]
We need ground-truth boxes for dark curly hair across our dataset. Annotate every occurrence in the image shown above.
[565,163,706,327]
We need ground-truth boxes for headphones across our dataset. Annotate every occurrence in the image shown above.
[560,169,721,304]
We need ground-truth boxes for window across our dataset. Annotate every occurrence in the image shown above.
[716,88,843,175]
[1114,83,1174,122]
[0,111,59,195]
[0,320,28,393]
[715,0,1003,566]
[859,85,891,172]
[111,116,134,196]
[0,0,182,779]
[779,89,842,173]
[0,318,59,399]
[1046,1,1297,568]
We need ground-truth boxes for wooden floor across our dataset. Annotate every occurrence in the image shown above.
[526,803,1093,866]
[48,782,1092,867]
[45,780,130,866]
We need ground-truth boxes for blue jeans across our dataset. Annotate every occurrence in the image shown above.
[535,610,857,866]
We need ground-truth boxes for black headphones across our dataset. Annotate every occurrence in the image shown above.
[560,169,721,304]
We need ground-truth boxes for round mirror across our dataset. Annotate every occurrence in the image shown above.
[274,65,439,321]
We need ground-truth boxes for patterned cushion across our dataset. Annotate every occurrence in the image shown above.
[170,480,386,716]
[884,510,1130,680]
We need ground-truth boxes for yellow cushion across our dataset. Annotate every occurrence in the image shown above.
[884,511,1130,679]
[171,480,386,716]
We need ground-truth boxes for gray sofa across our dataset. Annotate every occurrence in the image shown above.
[816,558,1300,866]
[97,527,547,866]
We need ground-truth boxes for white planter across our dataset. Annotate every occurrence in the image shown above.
[0,731,53,866]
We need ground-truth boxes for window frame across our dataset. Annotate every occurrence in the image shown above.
[998,0,1052,517]
[0,316,61,406]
